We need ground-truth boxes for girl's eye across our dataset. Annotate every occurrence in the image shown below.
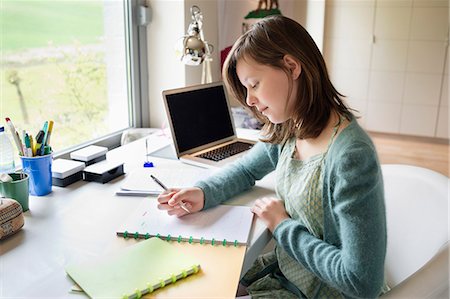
[251,82,259,89]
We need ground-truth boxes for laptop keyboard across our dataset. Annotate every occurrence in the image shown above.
[197,141,254,162]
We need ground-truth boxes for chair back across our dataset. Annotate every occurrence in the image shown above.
[382,164,449,287]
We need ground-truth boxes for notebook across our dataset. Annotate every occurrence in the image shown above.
[116,199,254,246]
[113,238,248,298]
[162,82,256,168]
[65,238,201,299]
[118,167,212,196]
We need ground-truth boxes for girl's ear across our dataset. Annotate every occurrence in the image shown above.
[283,55,301,80]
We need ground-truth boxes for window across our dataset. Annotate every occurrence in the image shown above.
[1,0,148,159]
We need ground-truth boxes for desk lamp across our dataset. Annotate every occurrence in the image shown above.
[178,5,213,84]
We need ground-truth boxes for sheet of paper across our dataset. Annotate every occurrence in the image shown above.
[121,167,212,192]
[117,199,254,245]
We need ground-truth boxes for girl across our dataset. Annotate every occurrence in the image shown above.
[158,15,388,298]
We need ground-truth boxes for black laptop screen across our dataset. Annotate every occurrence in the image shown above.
[165,84,235,153]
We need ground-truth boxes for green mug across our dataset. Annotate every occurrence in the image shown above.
[0,173,29,212]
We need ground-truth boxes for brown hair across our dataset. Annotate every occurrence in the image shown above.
[223,15,352,144]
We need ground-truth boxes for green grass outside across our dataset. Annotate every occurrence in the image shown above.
[1,1,113,158]
[1,60,108,153]
[1,0,104,52]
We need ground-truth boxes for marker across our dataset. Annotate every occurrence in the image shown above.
[5,117,24,156]
[45,120,54,146]
[150,174,191,213]
[40,121,49,156]
[35,130,44,156]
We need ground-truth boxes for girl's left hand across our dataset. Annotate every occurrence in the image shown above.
[251,197,289,232]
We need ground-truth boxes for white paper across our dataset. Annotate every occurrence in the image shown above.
[120,167,212,192]
[117,199,254,245]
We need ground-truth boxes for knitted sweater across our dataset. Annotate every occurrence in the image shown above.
[195,119,387,298]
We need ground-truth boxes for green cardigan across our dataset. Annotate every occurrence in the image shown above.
[195,119,387,298]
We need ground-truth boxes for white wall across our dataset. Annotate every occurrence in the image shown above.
[294,0,326,53]
[147,0,219,128]
[185,0,220,86]
[147,0,186,128]
[146,0,325,128]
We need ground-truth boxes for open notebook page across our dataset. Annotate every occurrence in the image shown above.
[117,199,254,246]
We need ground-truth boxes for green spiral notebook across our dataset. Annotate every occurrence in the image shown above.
[65,238,200,299]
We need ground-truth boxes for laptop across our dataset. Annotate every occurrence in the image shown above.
[162,81,256,168]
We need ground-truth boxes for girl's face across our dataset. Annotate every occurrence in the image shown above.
[236,56,299,124]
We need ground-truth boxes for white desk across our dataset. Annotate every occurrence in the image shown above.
[1,129,275,298]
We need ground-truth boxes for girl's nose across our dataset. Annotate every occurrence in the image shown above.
[246,92,257,107]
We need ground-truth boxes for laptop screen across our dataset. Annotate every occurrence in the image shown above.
[164,83,235,154]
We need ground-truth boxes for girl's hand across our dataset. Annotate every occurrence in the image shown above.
[157,187,205,217]
[251,197,289,232]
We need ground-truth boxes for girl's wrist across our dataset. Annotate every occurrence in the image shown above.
[269,215,290,232]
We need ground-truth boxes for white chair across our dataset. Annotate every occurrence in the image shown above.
[381,164,449,298]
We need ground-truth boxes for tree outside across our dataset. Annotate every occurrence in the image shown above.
[1,1,115,157]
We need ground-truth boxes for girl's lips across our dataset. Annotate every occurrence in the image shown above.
[260,107,268,115]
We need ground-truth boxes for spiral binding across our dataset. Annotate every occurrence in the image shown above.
[118,230,242,247]
[123,264,201,299]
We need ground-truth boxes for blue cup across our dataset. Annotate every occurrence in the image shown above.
[20,154,53,196]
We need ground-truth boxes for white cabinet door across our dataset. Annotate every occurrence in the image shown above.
[324,0,449,138]
[400,1,448,137]
[366,0,412,133]
[324,0,375,129]
[366,102,402,133]
[400,104,439,136]
[436,70,448,138]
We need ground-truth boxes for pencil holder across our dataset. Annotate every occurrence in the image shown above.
[20,154,53,196]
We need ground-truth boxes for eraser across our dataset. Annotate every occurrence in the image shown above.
[52,159,85,179]
[52,159,85,187]
[70,145,108,164]
[83,160,124,184]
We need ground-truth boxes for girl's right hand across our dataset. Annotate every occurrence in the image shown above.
[157,187,205,217]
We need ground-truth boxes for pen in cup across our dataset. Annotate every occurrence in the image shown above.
[150,174,191,213]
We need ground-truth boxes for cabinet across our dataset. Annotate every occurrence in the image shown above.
[324,0,449,138]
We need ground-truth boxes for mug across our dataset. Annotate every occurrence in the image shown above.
[0,173,29,211]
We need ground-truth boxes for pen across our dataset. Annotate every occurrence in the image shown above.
[150,174,191,213]
[5,117,24,156]
[143,138,154,167]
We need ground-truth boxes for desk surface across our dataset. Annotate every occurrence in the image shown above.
[1,129,275,298]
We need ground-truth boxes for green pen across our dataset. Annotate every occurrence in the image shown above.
[44,146,51,155]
